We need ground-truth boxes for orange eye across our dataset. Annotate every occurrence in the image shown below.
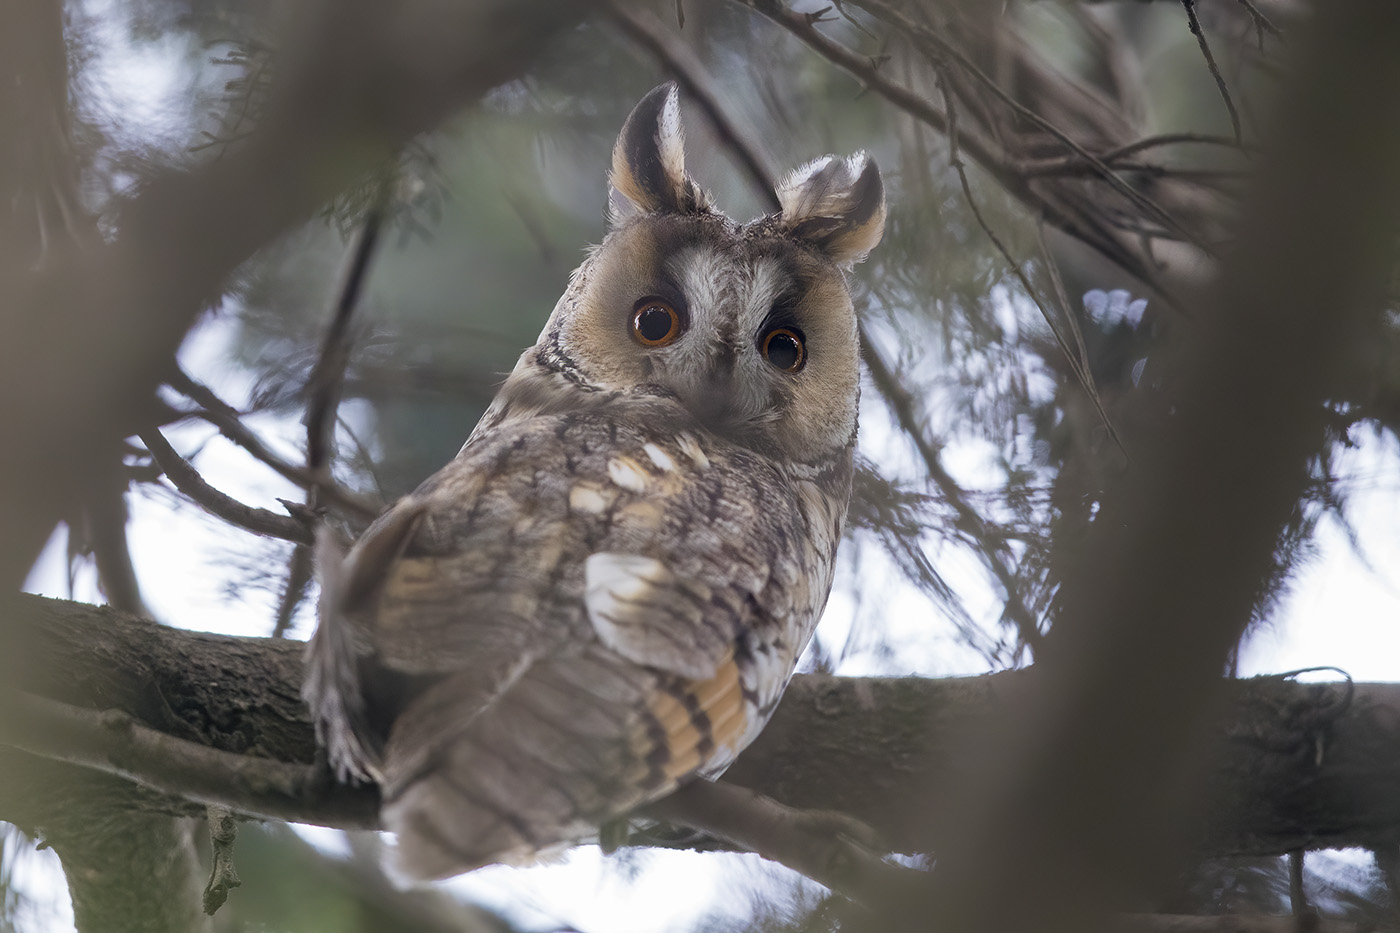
[762,327,806,373]
[631,299,683,347]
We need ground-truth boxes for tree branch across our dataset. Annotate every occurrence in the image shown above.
[0,688,379,830]
[4,594,1400,865]
[735,0,1180,299]
[167,368,383,522]
[304,198,384,499]
[139,427,315,544]
[641,779,923,905]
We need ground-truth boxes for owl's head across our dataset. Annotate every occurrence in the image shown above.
[506,84,884,465]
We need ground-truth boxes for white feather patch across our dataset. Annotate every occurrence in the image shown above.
[584,553,719,680]
[642,442,676,472]
[568,482,612,514]
[607,456,649,493]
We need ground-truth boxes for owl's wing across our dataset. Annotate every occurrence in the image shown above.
[309,410,839,879]
[304,501,427,782]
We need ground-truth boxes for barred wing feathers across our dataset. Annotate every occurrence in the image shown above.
[308,402,842,878]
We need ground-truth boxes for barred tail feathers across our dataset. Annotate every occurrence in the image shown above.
[382,648,750,880]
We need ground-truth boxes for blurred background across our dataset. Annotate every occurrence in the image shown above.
[6,0,1400,929]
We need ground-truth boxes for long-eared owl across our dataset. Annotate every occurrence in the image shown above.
[305,83,885,879]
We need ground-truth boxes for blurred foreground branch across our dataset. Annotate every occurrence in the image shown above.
[0,0,597,591]
[916,0,1400,929]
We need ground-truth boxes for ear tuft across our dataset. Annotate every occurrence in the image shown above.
[776,152,886,268]
[609,83,711,226]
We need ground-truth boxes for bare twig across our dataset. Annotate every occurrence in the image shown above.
[304,199,385,502]
[1035,220,1093,397]
[1181,0,1244,145]
[860,325,1044,652]
[0,688,379,830]
[830,0,879,40]
[642,779,922,905]
[1235,0,1283,46]
[167,368,382,521]
[278,187,386,636]
[851,0,1210,255]
[1287,850,1313,920]
[605,2,782,211]
[1095,132,1250,165]
[935,66,1127,459]
[80,469,152,617]
[1025,162,1248,186]
[1034,220,1132,462]
[138,428,314,545]
[271,543,314,638]
[736,0,1174,300]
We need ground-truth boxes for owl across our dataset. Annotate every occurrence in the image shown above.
[305,83,885,879]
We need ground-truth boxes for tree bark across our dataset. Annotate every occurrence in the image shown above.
[3,593,1398,863]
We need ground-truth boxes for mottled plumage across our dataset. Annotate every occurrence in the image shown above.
[305,83,885,879]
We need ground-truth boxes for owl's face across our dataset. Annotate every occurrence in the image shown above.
[499,84,884,465]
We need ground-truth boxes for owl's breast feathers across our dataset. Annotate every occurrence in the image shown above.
[306,398,852,879]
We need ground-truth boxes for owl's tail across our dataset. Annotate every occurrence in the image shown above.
[380,647,752,880]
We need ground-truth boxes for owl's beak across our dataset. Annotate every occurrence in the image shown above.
[683,345,762,435]
[689,391,735,431]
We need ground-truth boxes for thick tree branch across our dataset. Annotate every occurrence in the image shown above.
[0,688,378,830]
[4,595,1400,865]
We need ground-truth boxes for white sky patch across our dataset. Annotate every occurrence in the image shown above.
[1,831,75,933]
[290,824,354,861]
[446,847,820,933]
[1237,435,1400,681]
[78,0,203,155]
